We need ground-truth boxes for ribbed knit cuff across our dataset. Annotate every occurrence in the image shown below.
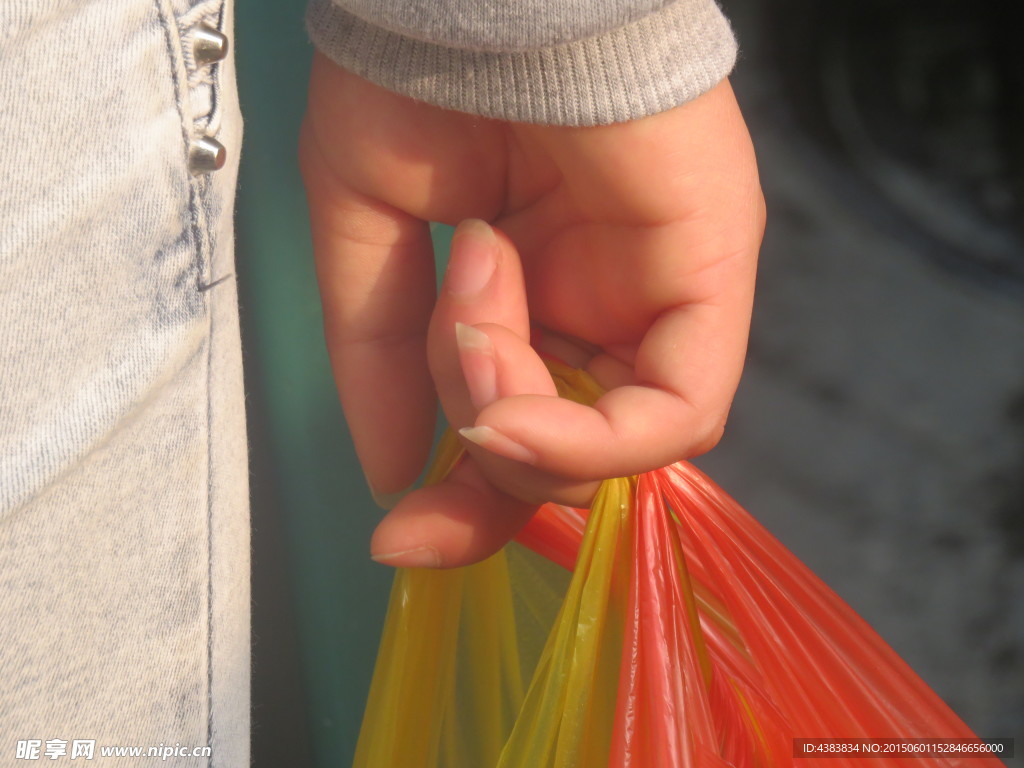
[305,0,737,127]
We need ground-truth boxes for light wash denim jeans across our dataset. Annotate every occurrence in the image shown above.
[0,1,248,765]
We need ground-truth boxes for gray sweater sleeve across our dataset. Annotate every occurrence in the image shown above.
[305,0,737,127]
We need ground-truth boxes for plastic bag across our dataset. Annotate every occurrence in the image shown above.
[352,363,1003,768]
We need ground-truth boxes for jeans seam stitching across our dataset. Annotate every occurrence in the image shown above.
[153,0,215,761]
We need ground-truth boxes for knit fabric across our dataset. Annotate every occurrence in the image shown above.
[305,0,737,126]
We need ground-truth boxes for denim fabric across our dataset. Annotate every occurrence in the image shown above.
[0,0,248,765]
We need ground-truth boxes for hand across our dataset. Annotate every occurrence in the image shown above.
[300,52,765,568]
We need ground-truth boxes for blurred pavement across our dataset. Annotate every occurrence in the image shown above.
[702,0,1024,739]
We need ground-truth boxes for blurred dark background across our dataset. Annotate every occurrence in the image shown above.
[235,1,1024,765]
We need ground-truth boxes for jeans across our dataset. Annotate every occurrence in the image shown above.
[0,0,248,765]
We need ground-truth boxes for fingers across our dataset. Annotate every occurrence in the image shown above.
[303,67,765,566]
[364,204,757,565]
[447,83,763,482]
[429,220,598,507]
[369,219,547,568]
[460,240,758,481]
[302,54,512,500]
[300,121,438,498]
[427,220,556,421]
[371,220,600,568]
[456,323,555,411]
[369,456,537,568]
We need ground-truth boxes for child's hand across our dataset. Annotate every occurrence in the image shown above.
[300,53,764,567]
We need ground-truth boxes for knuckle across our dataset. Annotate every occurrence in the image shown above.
[687,413,728,457]
[754,190,768,240]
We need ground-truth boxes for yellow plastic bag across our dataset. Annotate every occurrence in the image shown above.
[354,424,631,767]
[353,365,1003,768]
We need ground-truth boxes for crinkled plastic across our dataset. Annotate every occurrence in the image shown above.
[352,363,1003,768]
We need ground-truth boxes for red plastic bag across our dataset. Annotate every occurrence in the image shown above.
[354,365,1006,767]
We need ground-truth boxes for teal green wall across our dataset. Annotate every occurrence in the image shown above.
[236,4,388,765]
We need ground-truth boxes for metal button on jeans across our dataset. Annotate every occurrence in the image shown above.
[193,25,228,66]
[188,136,226,174]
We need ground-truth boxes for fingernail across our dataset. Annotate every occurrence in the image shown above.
[369,483,414,511]
[371,546,442,568]
[459,425,537,464]
[455,322,497,409]
[446,219,496,298]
